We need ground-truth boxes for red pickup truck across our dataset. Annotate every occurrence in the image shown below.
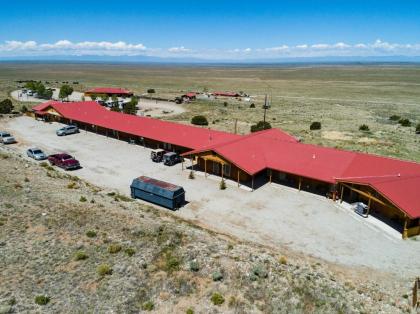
[48,153,80,170]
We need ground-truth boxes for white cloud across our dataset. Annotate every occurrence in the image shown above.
[168,46,191,53]
[1,39,420,59]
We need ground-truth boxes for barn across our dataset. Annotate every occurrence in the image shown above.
[31,100,420,238]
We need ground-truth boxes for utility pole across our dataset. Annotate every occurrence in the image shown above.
[263,94,270,124]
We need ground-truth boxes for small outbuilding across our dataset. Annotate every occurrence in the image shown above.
[130,176,185,210]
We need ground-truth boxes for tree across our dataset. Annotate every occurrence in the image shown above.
[250,121,271,133]
[90,94,97,101]
[24,81,52,99]
[310,121,322,130]
[111,95,118,103]
[102,94,110,102]
[0,99,13,114]
[123,96,138,115]
[389,115,401,121]
[59,84,73,100]
[110,104,121,112]
[191,115,209,126]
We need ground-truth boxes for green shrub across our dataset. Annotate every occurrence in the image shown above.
[97,264,112,276]
[79,196,87,202]
[416,123,420,134]
[211,292,225,305]
[310,121,321,130]
[21,105,28,113]
[212,270,223,281]
[108,244,122,254]
[399,118,411,127]
[389,115,401,121]
[191,115,209,126]
[250,103,255,108]
[147,88,155,94]
[164,252,181,272]
[74,251,88,261]
[250,121,271,133]
[0,99,13,114]
[223,101,228,107]
[189,261,200,272]
[142,301,154,311]
[125,248,136,256]
[186,308,194,314]
[219,179,226,190]
[252,265,268,278]
[86,230,97,238]
[188,171,195,179]
[34,295,50,305]
[40,162,48,167]
[359,124,370,131]
[67,182,77,189]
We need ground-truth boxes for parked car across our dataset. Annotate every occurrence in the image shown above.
[163,152,182,166]
[27,148,47,160]
[151,148,166,162]
[0,131,16,144]
[353,202,369,218]
[48,153,80,170]
[56,125,79,136]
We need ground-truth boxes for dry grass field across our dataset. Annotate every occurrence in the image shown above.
[1,62,420,161]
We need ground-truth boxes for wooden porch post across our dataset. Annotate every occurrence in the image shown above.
[252,175,254,191]
[237,169,240,187]
[269,169,272,183]
[106,129,108,138]
[366,193,372,216]
[204,158,207,178]
[298,177,302,191]
[403,217,408,239]
[221,163,224,179]
[340,185,344,203]
[190,157,194,172]
[117,131,120,140]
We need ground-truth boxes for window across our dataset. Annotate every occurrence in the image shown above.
[223,164,231,177]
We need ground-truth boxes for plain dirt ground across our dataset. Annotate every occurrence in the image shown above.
[1,116,419,280]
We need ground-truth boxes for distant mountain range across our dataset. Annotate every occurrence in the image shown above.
[1,54,420,65]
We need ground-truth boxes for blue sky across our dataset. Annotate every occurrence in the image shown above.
[1,0,420,59]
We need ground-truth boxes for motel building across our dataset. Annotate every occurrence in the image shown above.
[31,100,420,239]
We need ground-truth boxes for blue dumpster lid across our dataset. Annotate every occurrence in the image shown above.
[131,176,184,199]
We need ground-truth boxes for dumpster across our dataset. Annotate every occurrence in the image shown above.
[130,176,185,210]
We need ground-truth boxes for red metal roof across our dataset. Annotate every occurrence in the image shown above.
[33,101,240,150]
[183,128,420,219]
[85,87,133,95]
[33,100,420,219]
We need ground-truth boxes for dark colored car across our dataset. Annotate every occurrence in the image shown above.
[151,149,166,162]
[48,153,80,170]
[163,152,182,166]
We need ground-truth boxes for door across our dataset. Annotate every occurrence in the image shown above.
[212,162,220,175]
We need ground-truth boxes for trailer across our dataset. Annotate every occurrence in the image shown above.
[130,176,185,210]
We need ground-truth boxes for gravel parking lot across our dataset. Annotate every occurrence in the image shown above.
[2,116,419,277]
